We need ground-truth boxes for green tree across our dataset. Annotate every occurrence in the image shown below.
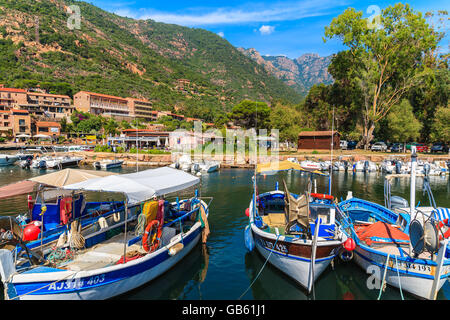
[430,106,450,142]
[387,100,422,144]
[228,100,271,129]
[324,4,439,149]
[104,119,119,136]
[270,102,306,142]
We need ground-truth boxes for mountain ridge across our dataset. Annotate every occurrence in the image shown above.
[237,47,334,96]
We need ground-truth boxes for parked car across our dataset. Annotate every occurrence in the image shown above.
[340,140,348,150]
[415,143,428,153]
[347,141,358,150]
[371,141,388,152]
[430,142,449,153]
[390,143,404,153]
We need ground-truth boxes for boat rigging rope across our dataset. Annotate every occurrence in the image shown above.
[377,254,390,300]
[238,234,280,300]
[394,255,404,300]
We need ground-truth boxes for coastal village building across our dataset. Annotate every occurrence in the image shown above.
[74,91,131,121]
[0,87,72,120]
[0,88,28,110]
[126,98,157,122]
[24,92,73,120]
[35,121,61,138]
[297,131,340,150]
[107,128,170,149]
[0,109,32,139]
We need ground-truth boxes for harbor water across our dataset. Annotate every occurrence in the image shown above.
[0,165,449,300]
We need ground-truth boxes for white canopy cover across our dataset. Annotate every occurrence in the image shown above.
[63,167,200,205]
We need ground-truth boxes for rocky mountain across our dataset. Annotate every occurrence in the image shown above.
[0,0,303,122]
[238,48,333,96]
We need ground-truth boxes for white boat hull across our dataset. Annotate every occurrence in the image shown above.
[5,224,203,300]
[353,245,450,299]
[254,236,335,290]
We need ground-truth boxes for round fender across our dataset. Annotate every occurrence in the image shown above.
[310,193,334,200]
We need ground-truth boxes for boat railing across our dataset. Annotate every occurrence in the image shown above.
[163,196,212,230]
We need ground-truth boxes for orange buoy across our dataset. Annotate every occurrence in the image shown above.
[22,222,41,242]
[343,238,356,251]
[245,208,250,217]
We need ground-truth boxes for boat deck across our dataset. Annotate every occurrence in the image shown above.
[354,222,432,260]
[60,232,146,271]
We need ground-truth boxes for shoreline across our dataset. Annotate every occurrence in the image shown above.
[20,150,450,169]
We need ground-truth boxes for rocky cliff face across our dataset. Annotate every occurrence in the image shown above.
[238,48,333,96]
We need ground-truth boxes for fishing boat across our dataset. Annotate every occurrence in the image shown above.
[0,167,212,300]
[93,159,124,170]
[0,154,18,166]
[0,169,123,263]
[244,160,349,293]
[337,147,450,300]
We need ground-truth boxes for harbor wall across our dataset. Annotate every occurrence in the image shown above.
[35,151,450,168]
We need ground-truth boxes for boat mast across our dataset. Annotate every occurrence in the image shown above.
[328,107,334,195]
[409,146,417,218]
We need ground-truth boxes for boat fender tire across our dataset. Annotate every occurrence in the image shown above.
[142,220,162,253]
[339,249,353,262]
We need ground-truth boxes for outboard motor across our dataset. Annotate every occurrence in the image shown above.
[343,160,348,171]
[38,160,47,169]
[364,160,369,172]
[94,161,101,170]
[395,161,402,174]
[390,196,409,209]
[24,158,32,169]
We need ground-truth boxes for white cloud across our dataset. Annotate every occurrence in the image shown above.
[217,31,225,37]
[111,0,349,26]
[259,25,275,35]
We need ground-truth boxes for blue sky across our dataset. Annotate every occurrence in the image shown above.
[88,0,449,58]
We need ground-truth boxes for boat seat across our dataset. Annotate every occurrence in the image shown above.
[262,213,286,229]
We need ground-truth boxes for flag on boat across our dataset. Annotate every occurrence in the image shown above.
[256,160,326,176]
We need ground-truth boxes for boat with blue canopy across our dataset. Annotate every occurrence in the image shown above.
[244,160,348,294]
[0,166,212,300]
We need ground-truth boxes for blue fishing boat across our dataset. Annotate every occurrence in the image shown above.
[244,160,349,294]
[0,169,128,268]
[337,147,450,300]
[0,167,211,300]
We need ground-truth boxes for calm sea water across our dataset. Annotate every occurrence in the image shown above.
[0,164,449,300]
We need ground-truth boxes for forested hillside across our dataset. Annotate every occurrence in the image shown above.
[0,0,302,122]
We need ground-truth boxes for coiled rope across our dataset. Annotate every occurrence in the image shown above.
[135,214,147,236]
[69,220,85,250]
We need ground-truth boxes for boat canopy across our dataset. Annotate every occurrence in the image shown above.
[0,180,36,200]
[29,168,117,188]
[0,169,117,199]
[63,167,200,205]
[256,160,326,176]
